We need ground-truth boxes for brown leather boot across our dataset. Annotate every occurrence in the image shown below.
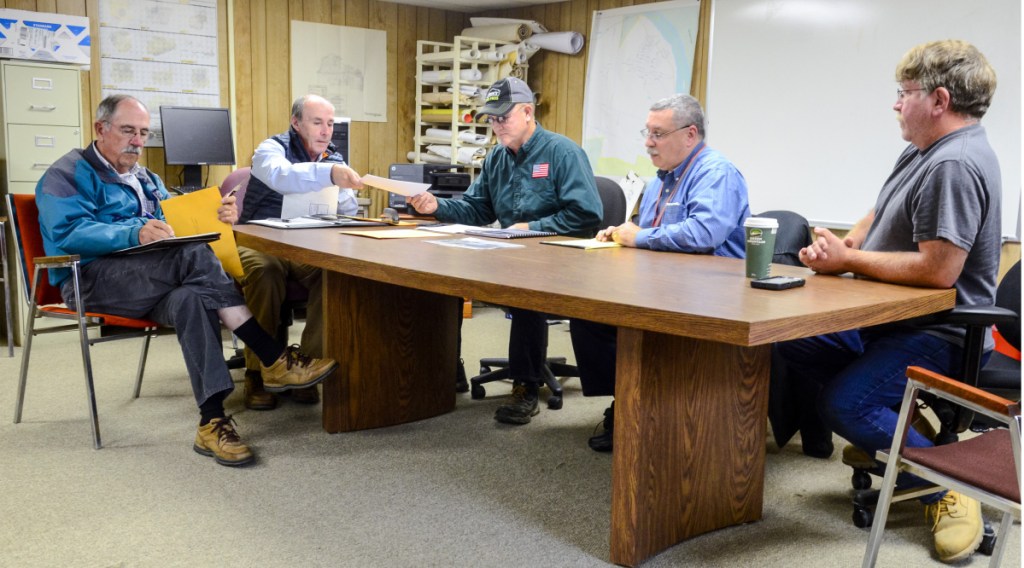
[288,385,320,405]
[243,371,278,410]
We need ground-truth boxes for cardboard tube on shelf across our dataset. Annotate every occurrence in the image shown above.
[461,23,532,42]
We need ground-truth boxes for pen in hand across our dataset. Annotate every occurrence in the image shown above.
[141,210,175,239]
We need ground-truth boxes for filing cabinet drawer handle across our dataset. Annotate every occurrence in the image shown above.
[29,105,57,112]
[31,78,54,90]
[32,163,52,169]
[34,136,56,147]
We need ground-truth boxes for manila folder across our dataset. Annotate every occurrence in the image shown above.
[160,186,244,278]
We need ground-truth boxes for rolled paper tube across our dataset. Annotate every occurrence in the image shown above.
[425,128,454,139]
[459,68,483,81]
[426,145,454,159]
[525,31,585,55]
[456,146,487,165]
[458,131,489,145]
[420,108,475,123]
[477,50,506,62]
[421,70,453,84]
[408,151,452,165]
[461,24,532,42]
[459,49,482,60]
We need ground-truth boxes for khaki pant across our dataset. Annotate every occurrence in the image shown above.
[237,246,323,372]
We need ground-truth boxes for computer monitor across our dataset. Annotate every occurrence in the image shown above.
[332,116,350,163]
[159,106,236,189]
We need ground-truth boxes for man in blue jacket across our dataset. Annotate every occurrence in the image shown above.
[36,94,338,467]
[408,77,603,425]
[571,93,751,452]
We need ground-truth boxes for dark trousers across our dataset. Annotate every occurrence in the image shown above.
[507,307,548,384]
[62,244,245,406]
[568,318,617,397]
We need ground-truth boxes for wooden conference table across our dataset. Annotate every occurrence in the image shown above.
[233,224,955,567]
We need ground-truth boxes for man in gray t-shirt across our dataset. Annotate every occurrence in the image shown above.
[777,40,1001,563]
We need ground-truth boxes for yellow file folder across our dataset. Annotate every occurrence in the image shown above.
[160,186,244,278]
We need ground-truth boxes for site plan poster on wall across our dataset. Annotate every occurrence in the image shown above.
[290,21,387,123]
[582,0,700,178]
[98,0,220,146]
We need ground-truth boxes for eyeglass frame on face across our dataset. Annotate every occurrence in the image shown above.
[640,124,693,141]
[485,104,527,126]
[896,87,929,101]
[104,121,152,141]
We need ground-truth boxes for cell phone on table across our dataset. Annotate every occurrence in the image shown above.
[750,276,806,290]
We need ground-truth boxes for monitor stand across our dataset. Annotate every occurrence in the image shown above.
[181,164,203,190]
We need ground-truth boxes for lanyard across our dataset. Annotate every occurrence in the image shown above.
[652,141,706,228]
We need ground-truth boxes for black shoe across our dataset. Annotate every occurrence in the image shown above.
[800,427,834,459]
[455,358,469,393]
[588,403,614,452]
[495,384,539,425]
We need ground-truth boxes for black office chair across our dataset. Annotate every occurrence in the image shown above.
[754,211,832,454]
[469,176,627,409]
[847,259,1021,540]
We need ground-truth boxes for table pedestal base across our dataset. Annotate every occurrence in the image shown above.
[611,328,770,566]
[321,271,459,432]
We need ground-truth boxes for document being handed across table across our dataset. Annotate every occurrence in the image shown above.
[361,174,430,197]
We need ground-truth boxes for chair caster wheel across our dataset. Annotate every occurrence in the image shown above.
[547,395,563,410]
[471,384,486,400]
[978,521,996,555]
[853,506,873,528]
[852,469,872,490]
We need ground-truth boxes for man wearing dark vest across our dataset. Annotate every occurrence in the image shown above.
[237,94,364,409]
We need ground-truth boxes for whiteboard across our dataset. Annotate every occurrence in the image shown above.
[706,0,1021,236]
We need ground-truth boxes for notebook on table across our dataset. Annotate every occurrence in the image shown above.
[462,228,557,239]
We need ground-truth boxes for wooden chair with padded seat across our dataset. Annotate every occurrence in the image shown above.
[6,194,162,449]
[862,365,1021,567]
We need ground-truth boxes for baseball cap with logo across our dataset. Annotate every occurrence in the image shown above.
[477,77,534,117]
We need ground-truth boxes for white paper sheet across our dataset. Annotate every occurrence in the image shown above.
[361,174,430,197]
[281,186,339,219]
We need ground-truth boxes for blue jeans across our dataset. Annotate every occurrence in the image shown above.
[777,328,965,497]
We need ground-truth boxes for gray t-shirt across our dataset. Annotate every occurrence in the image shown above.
[863,123,1002,346]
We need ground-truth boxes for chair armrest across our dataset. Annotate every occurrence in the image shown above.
[939,305,1018,328]
[33,254,80,267]
[907,366,1015,418]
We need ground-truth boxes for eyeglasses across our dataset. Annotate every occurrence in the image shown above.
[107,122,152,141]
[486,115,512,125]
[640,124,692,141]
[896,88,928,100]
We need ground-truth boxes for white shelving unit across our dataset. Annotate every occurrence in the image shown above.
[414,36,525,180]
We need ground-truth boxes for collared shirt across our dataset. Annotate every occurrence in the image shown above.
[433,123,602,237]
[91,142,154,215]
[634,144,750,257]
[250,132,357,215]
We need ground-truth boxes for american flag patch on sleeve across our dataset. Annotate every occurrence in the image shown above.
[532,163,549,178]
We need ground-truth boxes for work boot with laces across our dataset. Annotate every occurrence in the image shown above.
[261,345,338,392]
[494,383,539,425]
[193,416,254,467]
[926,490,983,562]
[588,402,614,452]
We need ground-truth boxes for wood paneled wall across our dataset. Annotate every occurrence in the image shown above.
[3,0,706,213]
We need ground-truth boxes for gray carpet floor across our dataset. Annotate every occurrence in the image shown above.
[0,305,1018,567]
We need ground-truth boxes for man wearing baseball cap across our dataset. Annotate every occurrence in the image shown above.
[409,77,603,425]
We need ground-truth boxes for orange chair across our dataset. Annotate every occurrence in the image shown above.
[6,194,162,449]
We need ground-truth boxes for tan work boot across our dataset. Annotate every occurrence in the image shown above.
[261,345,338,393]
[287,385,320,405]
[926,490,983,562]
[243,371,278,410]
[193,416,254,467]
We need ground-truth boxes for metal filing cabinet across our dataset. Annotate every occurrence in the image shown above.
[0,59,84,346]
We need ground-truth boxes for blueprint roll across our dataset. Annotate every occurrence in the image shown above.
[421,69,482,84]
[458,131,489,145]
[461,23,532,42]
[408,151,452,165]
[421,108,475,123]
[525,31,585,55]
[425,128,454,139]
